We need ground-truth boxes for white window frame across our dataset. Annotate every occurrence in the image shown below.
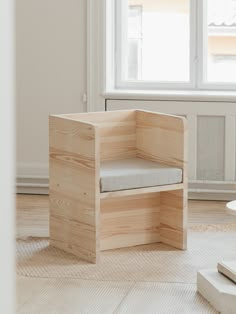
[198,0,236,91]
[111,0,236,91]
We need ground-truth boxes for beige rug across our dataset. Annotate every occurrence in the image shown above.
[190,223,236,232]
[17,227,236,284]
[17,278,217,314]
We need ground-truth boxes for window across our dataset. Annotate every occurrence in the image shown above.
[206,0,236,83]
[127,5,143,80]
[112,0,236,90]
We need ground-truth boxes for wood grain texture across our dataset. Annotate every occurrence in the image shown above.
[56,110,136,161]
[160,189,187,249]
[16,194,49,238]
[49,115,100,263]
[100,193,160,250]
[96,111,136,162]
[16,194,236,240]
[99,119,136,161]
[136,110,188,249]
[136,110,187,168]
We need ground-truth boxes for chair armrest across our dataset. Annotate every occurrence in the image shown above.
[49,115,100,171]
[136,110,187,171]
[49,115,100,262]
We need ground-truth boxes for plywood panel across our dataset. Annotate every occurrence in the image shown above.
[99,112,136,161]
[99,120,136,161]
[197,116,225,181]
[59,111,136,161]
[136,110,187,169]
[100,193,160,250]
[49,116,100,263]
[58,110,135,123]
[160,189,187,249]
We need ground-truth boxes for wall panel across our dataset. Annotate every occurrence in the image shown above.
[197,116,225,181]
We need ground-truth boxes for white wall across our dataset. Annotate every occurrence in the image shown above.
[16,0,87,181]
[0,0,15,311]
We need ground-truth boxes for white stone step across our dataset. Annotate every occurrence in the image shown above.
[197,269,236,314]
[218,261,236,284]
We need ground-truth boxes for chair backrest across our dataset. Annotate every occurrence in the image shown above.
[61,110,137,162]
[98,110,136,161]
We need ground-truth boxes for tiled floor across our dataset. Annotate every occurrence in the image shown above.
[17,278,134,314]
[116,282,216,314]
[17,277,217,314]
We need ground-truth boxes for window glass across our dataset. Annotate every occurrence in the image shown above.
[207,0,236,83]
[124,0,190,82]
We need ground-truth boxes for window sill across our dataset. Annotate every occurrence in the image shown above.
[103,89,236,103]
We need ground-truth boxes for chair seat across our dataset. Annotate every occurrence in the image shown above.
[100,158,183,192]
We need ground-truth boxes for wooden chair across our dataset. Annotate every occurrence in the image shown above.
[49,110,188,263]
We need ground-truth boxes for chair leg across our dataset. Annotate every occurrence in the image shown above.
[160,189,187,250]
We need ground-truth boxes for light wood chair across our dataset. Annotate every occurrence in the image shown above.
[49,110,188,263]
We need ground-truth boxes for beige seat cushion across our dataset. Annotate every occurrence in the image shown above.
[100,158,182,192]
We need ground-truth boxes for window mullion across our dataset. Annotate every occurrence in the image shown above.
[195,0,202,89]
[115,0,128,86]
[196,0,207,89]
[190,0,198,88]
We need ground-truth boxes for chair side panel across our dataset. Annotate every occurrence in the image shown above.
[160,189,187,250]
[136,111,188,250]
[49,116,100,263]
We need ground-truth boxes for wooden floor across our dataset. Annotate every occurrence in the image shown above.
[16,194,236,239]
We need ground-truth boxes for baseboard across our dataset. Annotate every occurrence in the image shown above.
[189,180,236,201]
[188,191,235,201]
[16,163,49,194]
[16,177,49,194]
[16,174,236,200]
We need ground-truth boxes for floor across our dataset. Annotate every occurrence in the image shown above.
[16,195,236,313]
